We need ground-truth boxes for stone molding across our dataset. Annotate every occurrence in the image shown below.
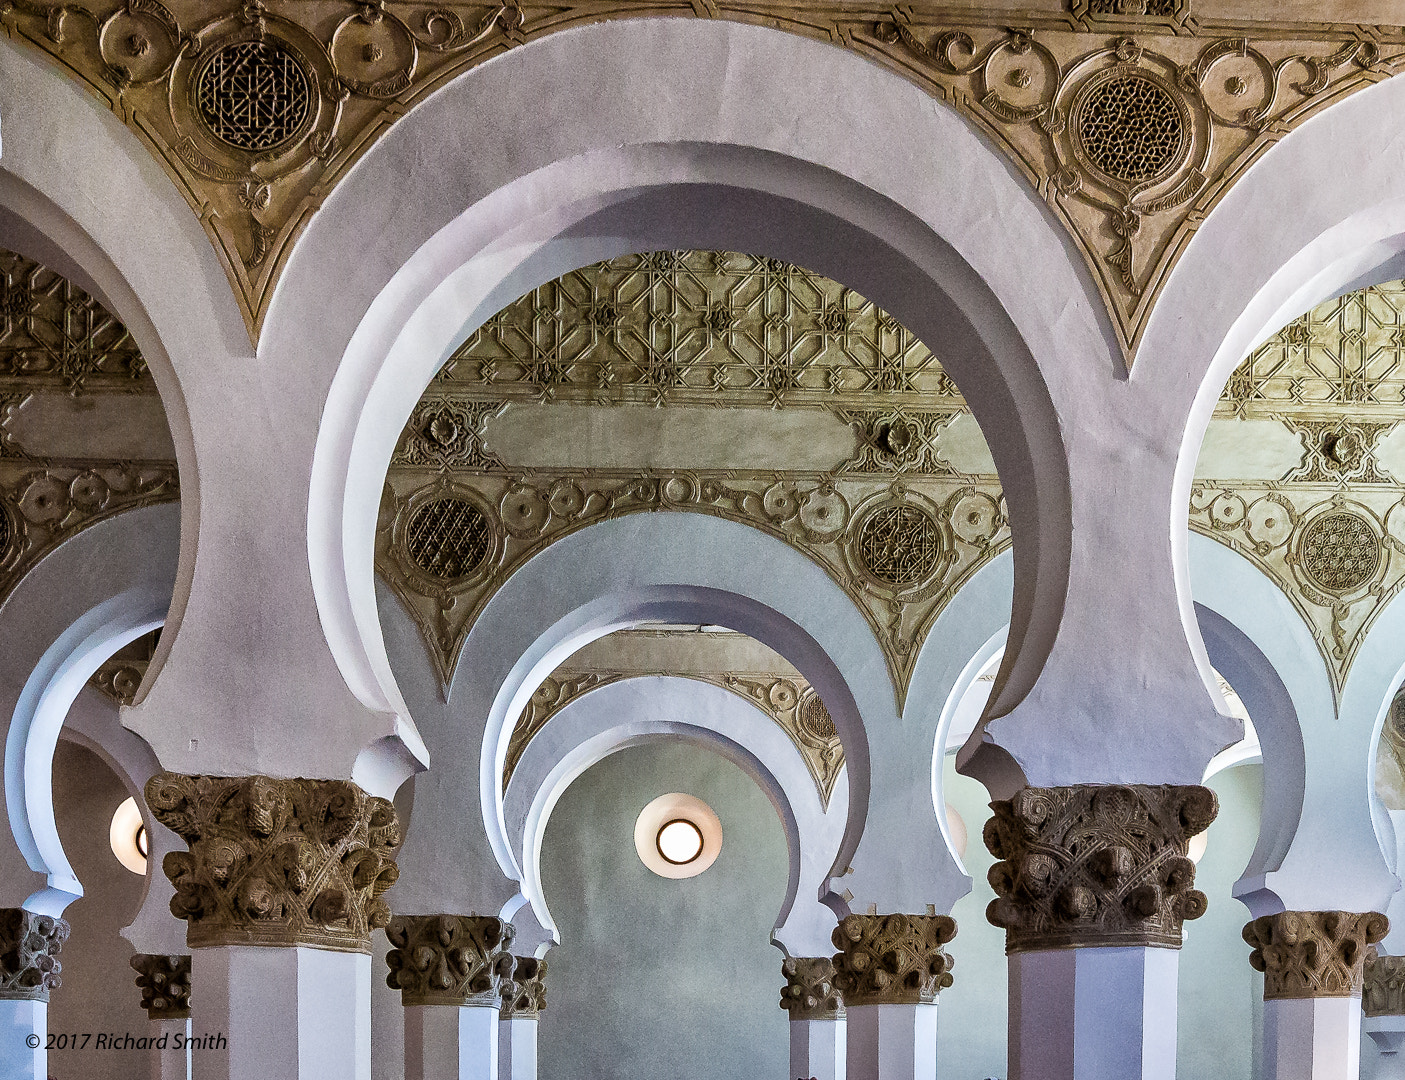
[146,773,401,952]
[1243,910,1388,1000]
[1365,952,1405,1017]
[780,956,844,1020]
[0,909,68,1001]
[384,914,516,1007]
[130,954,191,1020]
[984,783,1217,952]
[830,913,956,1006]
[500,955,547,1018]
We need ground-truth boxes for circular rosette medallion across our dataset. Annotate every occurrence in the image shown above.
[1074,70,1188,188]
[396,486,500,591]
[847,495,952,595]
[1294,507,1383,597]
[194,39,314,153]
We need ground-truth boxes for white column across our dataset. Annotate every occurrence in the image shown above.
[497,1014,537,1080]
[149,1017,191,1080]
[792,1016,846,1080]
[1366,1016,1405,1078]
[1261,998,1361,1080]
[192,945,370,1080]
[1008,946,1179,1080]
[405,1004,499,1080]
[845,1003,937,1080]
[0,999,45,1080]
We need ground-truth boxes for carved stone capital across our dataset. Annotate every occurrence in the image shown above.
[830,914,956,1006]
[500,955,547,1018]
[1244,911,1388,1000]
[984,784,1218,952]
[780,956,844,1020]
[384,915,516,1007]
[1365,953,1405,1016]
[130,954,191,1020]
[0,909,68,1001]
[145,773,401,952]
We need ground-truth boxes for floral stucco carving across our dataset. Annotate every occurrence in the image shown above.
[830,913,956,1006]
[780,956,844,1020]
[130,954,191,1019]
[500,955,546,1018]
[1244,911,1388,999]
[146,773,401,952]
[0,909,68,1001]
[1365,952,1405,1017]
[4,0,1400,354]
[384,914,516,1007]
[984,784,1217,952]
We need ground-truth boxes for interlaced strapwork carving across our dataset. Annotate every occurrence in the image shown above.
[147,773,401,951]
[0,909,69,1001]
[501,955,547,1018]
[195,41,312,152]
[780,956,844,1020]
[384,915,516,1007]
[1299,510,1379,593]
[855,504,943,586]
[1076,73,1185,184]
[1365,952,1405,1016]
[130,954,191,1019]
[1243,911,1387,999]
[984,784,1217,952]
[406,497,491,579]
[830,913,956,1006]
[797,693,836,741]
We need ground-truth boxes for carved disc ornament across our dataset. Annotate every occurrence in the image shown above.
[406,496,493,580]
[856,504,943,587]
[194,39,313,152]
[1298,510,1380,594]
[1072,69,1189,187]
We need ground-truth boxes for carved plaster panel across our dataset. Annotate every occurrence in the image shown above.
[1365,952,1405,1017]
[4,1,1401,354]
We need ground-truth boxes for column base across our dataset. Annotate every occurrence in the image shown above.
[791,1017,846,1080]
[1263,997,1360,1080]
[845,1003,935,1080]
[1009,946,1179,1080]
[405,1003,499,1080]
[0,999,45,1080]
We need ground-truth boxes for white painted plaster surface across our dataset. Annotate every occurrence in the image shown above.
[845,1002,937,1080]
[792,1017,846,1080]
[0,999,45,1080]
[405,1004,498,1080]
[1262,996,1362,1080]
[1195,420,1307,481]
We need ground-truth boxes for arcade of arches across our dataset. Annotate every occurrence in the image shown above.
[13,3,1405,1079]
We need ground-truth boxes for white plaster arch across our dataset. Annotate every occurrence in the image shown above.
[286,17,1137,798]
[503,676,847,957]
[392,511,914,918]
[0,503,179,917]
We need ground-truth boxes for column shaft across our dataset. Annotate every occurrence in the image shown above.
[845,1004,934,1080]
[405,1004,498,1080]
[1262,997,1359,1080]
[149,1017,191,1080]
[497,1015,537,1080]
[193,945,370,1080]
[1008,946,1178,1080]
[791,1017,846,1080]
[0,999,44,1080]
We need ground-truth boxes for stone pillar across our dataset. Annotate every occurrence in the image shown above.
[831,914,955,1080]
[0,909,67,1080]
[781,956,846,1080]
[1243,910,1388,1080]
[146,773,401,1080]
[498,956,545,1080]
[984,783,1218,1080]
[1364,953,1405,1075]
[131,954,192,1080]
[385,914,515,1080]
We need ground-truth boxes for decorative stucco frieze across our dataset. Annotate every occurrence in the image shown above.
[130,953,192,1019]
[500,955,547,1018]
[1365,952,1405,1017]
[830,913,956,1006]
[384,914,516,1007]
[0,908,69,1001]
[146,773,401,952]
[984,784,1217,952]
[1244,910,1388,1000]
[780,956,844,1020]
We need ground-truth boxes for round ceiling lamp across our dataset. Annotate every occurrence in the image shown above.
[635,793,721,879]
[110,795,148,876]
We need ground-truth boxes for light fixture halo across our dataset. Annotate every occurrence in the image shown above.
[634,793,721,879]
[110,796,148,876]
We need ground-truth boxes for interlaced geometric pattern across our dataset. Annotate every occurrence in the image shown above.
[856,505,943,587]
[798,694,837,741]
[405,498,491,580]
[1077,74,1185,184]
[195,41,311,152]
[438,251,952,405]
[1300,511,1380,594]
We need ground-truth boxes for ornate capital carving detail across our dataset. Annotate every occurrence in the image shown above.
[130,954,192,1019]
[780,956,844,1020]
[830,914,956,1006]
[984,784,1217,952]
[1365,952,1405,1016]
[384,915,516,1007]
[1244,911,1388,999]
[0,909,69,1001]
[146,773,401,952]
[500,955,547,1018]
